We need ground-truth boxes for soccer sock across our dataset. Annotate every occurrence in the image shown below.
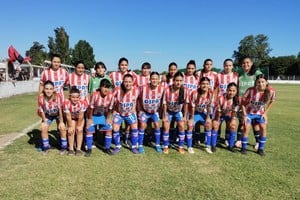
[85,134,93,150]
[131,129,138,149]
[225,130,230,141]
[113,131,121,148]
[125,131,130,141]
[205,130,212,147]
[186,131,193,148]
[138,129,145,147]
[61,138,67,150]
[154,129,161,146]
[254,131,260,143]
[211,130,218,147]
[258,136,267,150]
[105,135,112,150]
[229,131,236,148]
[178,131,185,148]
[241,137,248,150]
[163,132,169,148]
[236,124,242,141]
[42,138,50,150]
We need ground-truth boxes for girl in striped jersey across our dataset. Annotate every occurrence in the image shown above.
[186,77,213,154]
[63,87,87,156]
[137,72,164,153]
[136,62,151,87]
[85,79,114,157]
[183,60,198,92]
[37,80,67,155]
[39,53,68,102]
[109,74,140,154]
[68,61,90,105]
[161,62,178,88]
[241,74,276,156]
[212,82,240,153]
[162,72,188,154]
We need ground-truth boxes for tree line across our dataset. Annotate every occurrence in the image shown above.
[25,27,300,76]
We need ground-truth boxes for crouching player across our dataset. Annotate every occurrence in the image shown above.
[85,79,114,157]
[241,74,276,156]
[37,80,67,155]
[63,86,87,156]
[137,72,164,153]
[109,74,139,154]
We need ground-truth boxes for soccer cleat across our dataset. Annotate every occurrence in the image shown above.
[240,148,247,155]
[138,146,145,154]
[67,150,75,156]
[204,147,213,154]
[104,149,113,156]
[224,140,229,147]
[59,149,67,155]
[163,147,169,154]
[178,148,184,154]
[132,148,139,154]
[155,146,162,153]
[257,149,266,156]
[235,140,242,148]
[85,149,92,157]
[112,147,121,155]
[76,150,83,156]
[228,147,236,153]
[254,142,259,150]
[187,147,195,154]
[42,149,50,156]
[211,146,217,153]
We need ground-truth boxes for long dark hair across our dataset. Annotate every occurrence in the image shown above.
[243,56,257,76]
[173,71,185,104]
[166,62,177,84]
[186,59,198,78]
[121,74,133,93]
[200,58,213,79]
[227,82,239,107]
[255,74,270,103]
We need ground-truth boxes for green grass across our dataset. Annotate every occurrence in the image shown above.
[0,85,300,200]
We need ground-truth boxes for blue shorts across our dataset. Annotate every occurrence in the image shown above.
[167,111,183,122]
[246,114,266,124]
[46,115,59,125]
[138,111,160,123]
[92,115,106,125]
[113,113,137,125]
[219,115,231,124]
[194,112,209,125]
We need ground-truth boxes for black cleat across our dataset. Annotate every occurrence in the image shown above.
[211,146,217,152]
[257,149,266,156]
[85,149,92,157]
[104,149,113,156]
[228,147,236,153]
[240,148,247,155]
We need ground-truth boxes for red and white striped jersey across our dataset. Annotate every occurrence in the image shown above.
[68,72,90,103]
[216,71,238,97]
[40,67,68,100]
[109,71,137,88]
[197,71,218,92]
[188,90,213,113]
[136,75,150,87]
[242,86,276,115]
[63,99,87,120]
[216,94,240,117]
[183,75,198,92]
[162,85,188,112]
[139,84,164,113]
[109,87,139,116]
[89,91,113,115]
[37,93,62,117]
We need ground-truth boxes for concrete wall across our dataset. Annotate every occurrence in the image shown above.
[0,80,39,99]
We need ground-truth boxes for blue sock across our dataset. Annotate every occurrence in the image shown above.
[86,134,93,150]
[205,130,212,147]
[258,136,266,150]
[211,130,218,147]
[113,131,121,148]
[154,129,161,146]
[42,138,50,150]
[178,131,185,147]
[138,129,144,147]
[105,135,112,149]
[131,129,138,148]
[61,138,67,150]
[229,131,236,148]
[163,132,169,148]
[186,131,193,148]
[241,137,248,149]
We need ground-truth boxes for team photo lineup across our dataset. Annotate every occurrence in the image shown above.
[37,53,276,157]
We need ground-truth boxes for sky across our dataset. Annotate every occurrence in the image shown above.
[0,0,299,72]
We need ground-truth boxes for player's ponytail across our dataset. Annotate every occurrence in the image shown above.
[256,74,271,104]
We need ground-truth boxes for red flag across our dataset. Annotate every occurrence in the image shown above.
[8,45,31,63]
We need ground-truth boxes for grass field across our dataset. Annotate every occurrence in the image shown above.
[0,84,300,200]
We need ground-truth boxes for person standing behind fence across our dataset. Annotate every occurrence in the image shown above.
[39,54,69,102]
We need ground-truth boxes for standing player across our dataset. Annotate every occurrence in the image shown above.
[183,60,198,92]
[109,74,139,154]
[39,53,69,102]
[162,72,188,154]
[63,86,87,156]
[85,79,114,156]
[136,62,151,87]
[137,72,164,153]
[240,74,276,156]
[161,62,178,88]
[88,61,113,94]
[37,80,67,155]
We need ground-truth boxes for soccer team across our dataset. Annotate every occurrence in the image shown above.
[37,54,276,157]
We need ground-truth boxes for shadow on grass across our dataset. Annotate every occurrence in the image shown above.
[27,129,61,150]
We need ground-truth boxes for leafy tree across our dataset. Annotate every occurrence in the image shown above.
[268,55,296,75]
[133,69,141,75]
[71,40,96,69]
[48,27,71,64]
[233,34,272,66]
[25,42,47,65]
